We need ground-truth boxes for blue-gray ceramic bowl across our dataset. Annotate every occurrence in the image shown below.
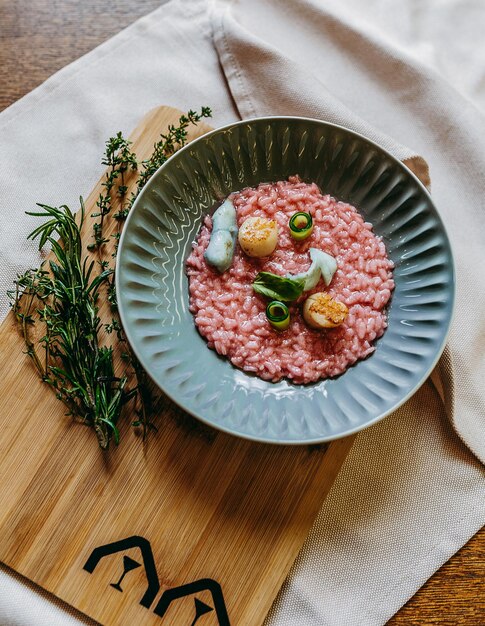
[116,117,454,444]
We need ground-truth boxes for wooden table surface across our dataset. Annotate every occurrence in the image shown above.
[0,0,483,624]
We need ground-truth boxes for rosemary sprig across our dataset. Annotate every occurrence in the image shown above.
[9,107,212,449]
[10,201,131,448]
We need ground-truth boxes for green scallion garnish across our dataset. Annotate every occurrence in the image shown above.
[253,271,305,301]
[289,211,313,241]
[266,300,290,330]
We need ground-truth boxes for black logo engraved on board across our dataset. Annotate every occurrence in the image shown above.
[191,598,214,625]
[110,555,142,592]
[153,578,230,626]
[83,536,231,624]
[83,536,160,608]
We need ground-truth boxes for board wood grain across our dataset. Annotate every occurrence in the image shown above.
[0,106,355,626]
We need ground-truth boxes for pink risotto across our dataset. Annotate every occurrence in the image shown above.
[186,177,394,384]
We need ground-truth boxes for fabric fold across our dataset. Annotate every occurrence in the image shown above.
[211,0,464,458]
[211,0,431,188]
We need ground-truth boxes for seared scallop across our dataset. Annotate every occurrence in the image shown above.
[238,216,278,257]
[303,292,348,329]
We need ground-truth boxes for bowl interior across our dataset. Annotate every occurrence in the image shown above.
[116,118,454,444]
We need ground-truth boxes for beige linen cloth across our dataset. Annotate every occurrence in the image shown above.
[0,0,484,624]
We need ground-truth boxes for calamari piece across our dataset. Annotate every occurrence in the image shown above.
[204,199,238,272]
[288,248,337,290]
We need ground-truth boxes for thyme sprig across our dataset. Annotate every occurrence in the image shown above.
[91,107,211,440]
[9,107,212,449]
[129,107,212,211]
[89,132,138,250]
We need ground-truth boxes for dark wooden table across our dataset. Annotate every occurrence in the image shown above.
[0,0,483,623]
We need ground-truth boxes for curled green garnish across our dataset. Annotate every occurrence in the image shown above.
[266,301,290,330]
[289,211,313,240]
[253,271,305,301]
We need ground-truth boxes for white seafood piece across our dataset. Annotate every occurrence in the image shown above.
[204,199,238,272]
[303,292,348,329]
[238,216,278,257]
[288,248,337,290]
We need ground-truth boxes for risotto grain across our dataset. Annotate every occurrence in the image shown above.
[186,177,394,384]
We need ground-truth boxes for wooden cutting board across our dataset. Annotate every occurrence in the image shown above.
[0,106,355,626]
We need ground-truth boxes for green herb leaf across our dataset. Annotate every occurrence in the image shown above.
[253,272,305,301]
